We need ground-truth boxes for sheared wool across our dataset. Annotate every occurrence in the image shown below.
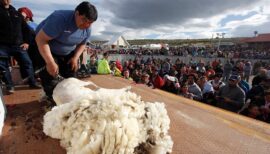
[0,99,5,136]
[43,78,173,154]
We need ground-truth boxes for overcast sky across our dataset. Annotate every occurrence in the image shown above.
[13,0,270,40]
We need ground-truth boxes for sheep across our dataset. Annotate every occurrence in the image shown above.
[43,78,173,154]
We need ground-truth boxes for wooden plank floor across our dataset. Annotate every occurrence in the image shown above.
[1,75,270,154]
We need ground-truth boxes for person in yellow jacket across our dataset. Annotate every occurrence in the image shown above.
[97,52,111,74]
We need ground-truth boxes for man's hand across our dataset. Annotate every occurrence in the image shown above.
[68,57,79,72]
[20,43,29,50]
[223,97,232,103]
[46,61,59,77]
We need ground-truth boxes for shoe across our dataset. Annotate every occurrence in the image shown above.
[29,84,41,89]
[6,87,15,94]
[41,97,56,112]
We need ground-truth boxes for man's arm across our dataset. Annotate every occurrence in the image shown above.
[68,43,86,71]
[35,29,58,77]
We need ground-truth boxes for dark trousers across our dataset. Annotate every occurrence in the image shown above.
[38,51,76,98]
[0,45,36,89]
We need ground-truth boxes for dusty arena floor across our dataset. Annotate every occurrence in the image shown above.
[1,75,270,154]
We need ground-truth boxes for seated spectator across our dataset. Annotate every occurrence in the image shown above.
[209,73,225,93]
[240,104,262,120]
[179,83,193,99]
[198,76,214,95]
[162,75,180,94]
[115,59,123,72]
[187,74,202,101]
[123,69,132,80]
[252,68,268,86]
[110,61,121,77]
[150,66,164,89]
[216,75,245,113]
[238,72,250,95]
[205,66,215,80]
[260,90,270,123]
[247,77,270,107]
[139,72,152,87]
[97,52,111,74]
[131,69,141,83]
[198,76,214,104]
[161,58,171,76]
[89,55,98,74]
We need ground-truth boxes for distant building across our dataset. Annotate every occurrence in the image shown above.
[241,33,270,49]
[102,35,130,50]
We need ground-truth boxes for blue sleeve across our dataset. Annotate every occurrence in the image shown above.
[41,11,66,38]
[81,28,92,44]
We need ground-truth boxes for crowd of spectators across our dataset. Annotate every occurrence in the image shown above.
[106,46,270,60]
[82,52,270,123]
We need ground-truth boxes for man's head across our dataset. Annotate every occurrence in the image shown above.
[0,0,11,8]
[228,75,240,87]
[187,74,197,85]
[103,52,109,59]
[75,1,98,29]
[214,73,222,82]
[123,70,130,78]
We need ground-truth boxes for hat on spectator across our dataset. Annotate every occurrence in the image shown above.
[142,72,149,77]
[18,7,33,21]
[164,75,176,82]
[229,75,240,81]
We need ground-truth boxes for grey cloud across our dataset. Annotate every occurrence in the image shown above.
[101,0,259,29]
[231,19,270,37]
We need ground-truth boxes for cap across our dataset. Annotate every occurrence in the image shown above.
[229,75,240,81]
[18,7,33,21]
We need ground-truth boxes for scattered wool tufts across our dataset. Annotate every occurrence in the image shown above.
[43,78,173,154]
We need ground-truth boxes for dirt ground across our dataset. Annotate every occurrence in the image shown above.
[0,75,270,154]
[0,86,65,154]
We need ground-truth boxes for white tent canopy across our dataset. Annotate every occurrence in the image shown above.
[102,35,130,50]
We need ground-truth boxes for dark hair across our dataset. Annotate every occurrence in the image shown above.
[103,52,109,57]
[75,1,98,21]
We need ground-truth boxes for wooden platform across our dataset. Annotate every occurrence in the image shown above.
[1,75,270,154]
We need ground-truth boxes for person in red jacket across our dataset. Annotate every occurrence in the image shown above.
[150,66,164,89]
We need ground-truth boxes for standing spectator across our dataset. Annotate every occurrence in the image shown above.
[216,75,245,113]
[243,61,252,82]
[223,60,233,82]
[0,0,39,94]
[18,7,40,72]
